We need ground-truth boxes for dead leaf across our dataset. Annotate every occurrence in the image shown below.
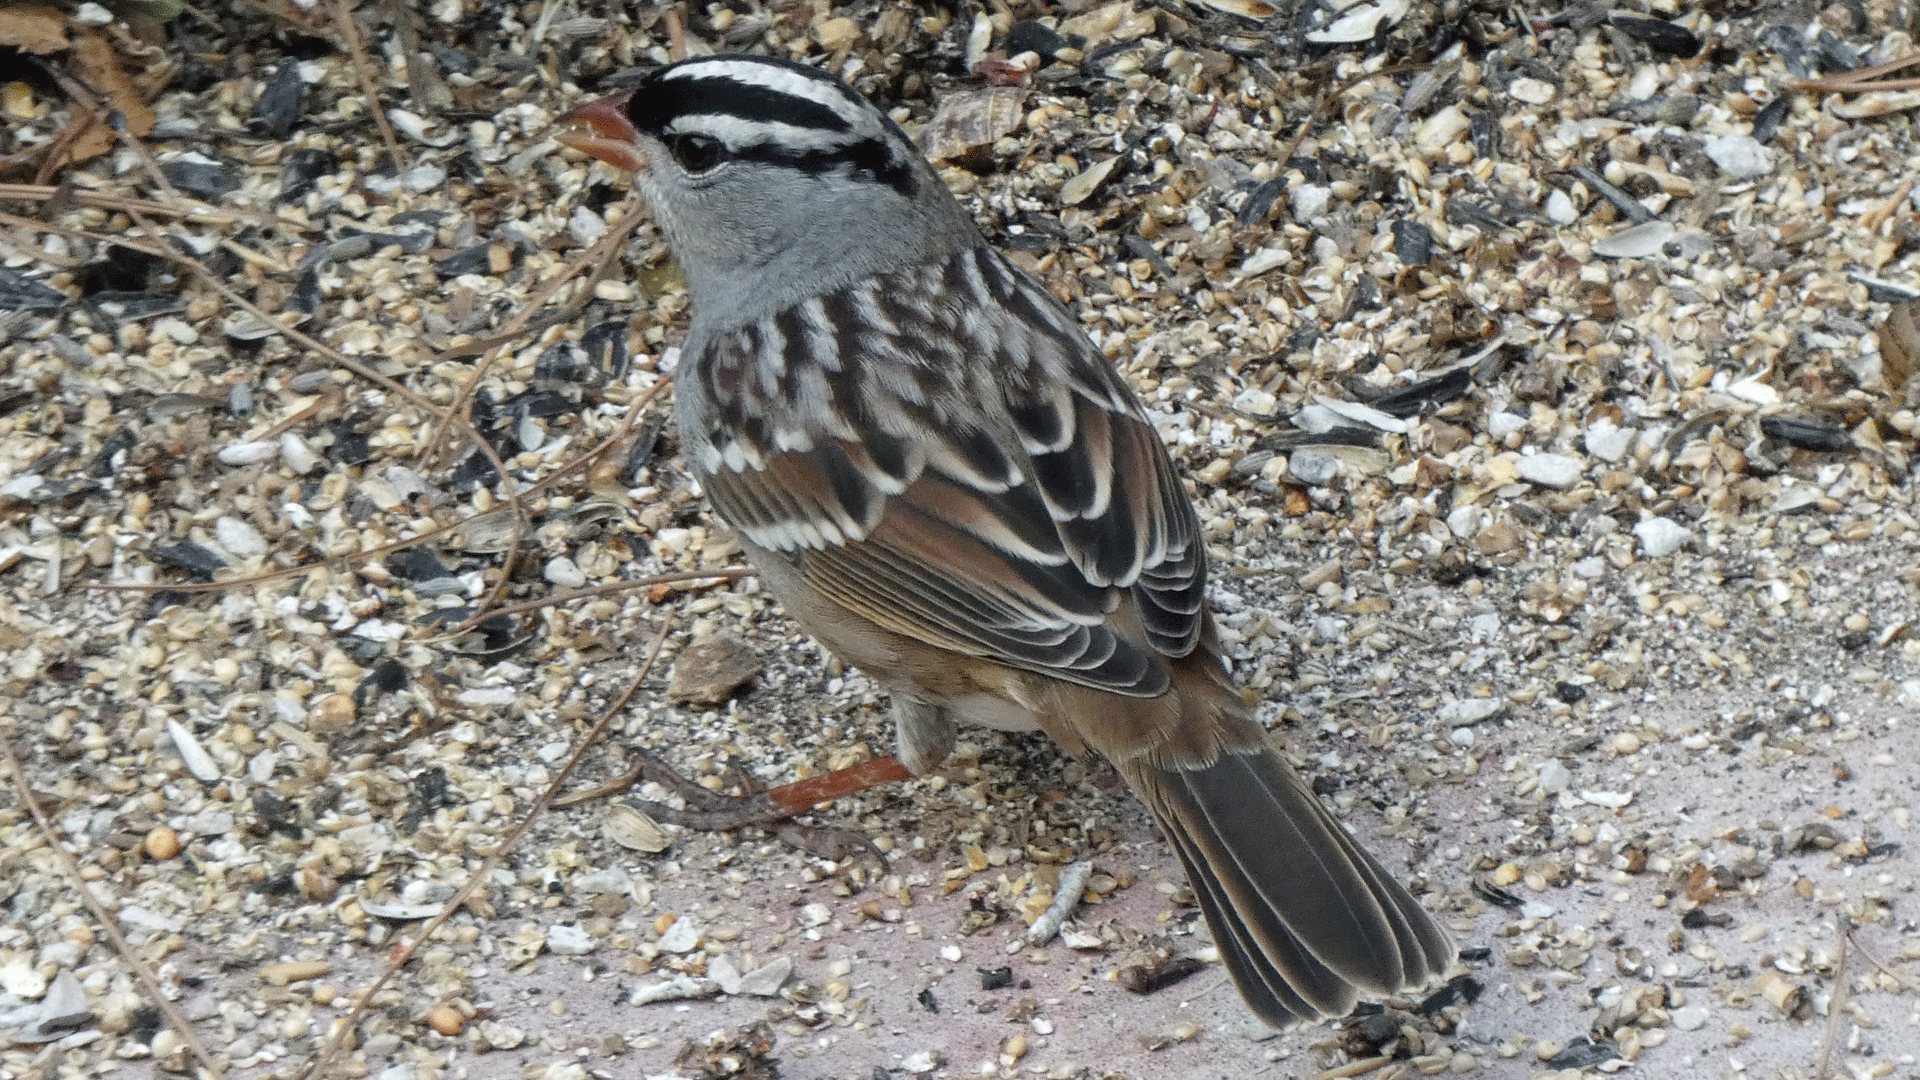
[1681,862,1719,904]
[48,29,159,169]
[1878,299,1920,391]
[71,30,156,136]
[0,5,69,55]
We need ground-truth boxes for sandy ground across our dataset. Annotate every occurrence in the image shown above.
[272,680,1915,1080]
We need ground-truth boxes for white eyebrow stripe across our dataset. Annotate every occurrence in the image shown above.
[668,113,857,154]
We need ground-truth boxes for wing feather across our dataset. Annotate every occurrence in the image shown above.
[683,245,1209,693]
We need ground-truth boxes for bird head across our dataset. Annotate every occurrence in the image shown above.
[557,54,978,327]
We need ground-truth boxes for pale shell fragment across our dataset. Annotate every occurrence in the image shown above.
[167,719,223,782]
[1311,395,1407,433]
[214,516,267,559]
[1059,155,1121,207]
[280,433,321,475]
[1591,221,1716,260]
[1192,0,1273,14]
[1703,134,1773,178]
[1509,77,1556,104]
[1305,0,1409,43]
[604,803,673,853]
[1633,516,1691,557]
[216,440,279,466]
[629,976,717,1005]
[1830,89,1920,118]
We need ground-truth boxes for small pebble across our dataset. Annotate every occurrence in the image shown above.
[658,917,702,953]
[260,961,330,986]
[1537,760,1573,794]
[543,555,587,589]
[403,164,448,193]
[0,959,47,999]
[1290,184,1332,222]
[1585,423,1633,462]
[1703,134,1772,178]
[547,924,595,955]
[1508,77,1555,104]
[144,825,181,860]
[216,440,279,466]
[214,516,267,559]
[1633,516,1692,558]
[1545,188,1578,225]
[425,1004,465,1036]
[736,955,793,997]
[478,1020,526,1049]
[1516,453,1582,489]
[1671,1004,1709,1030]
[1290,448,1339,485]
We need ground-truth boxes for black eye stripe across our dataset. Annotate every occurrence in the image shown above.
[728,140,918,199]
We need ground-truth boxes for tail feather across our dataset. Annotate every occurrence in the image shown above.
[1123,746,1453,1028]
[1156,805,1340,1019]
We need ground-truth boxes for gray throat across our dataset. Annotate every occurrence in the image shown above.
[667,182,981,335]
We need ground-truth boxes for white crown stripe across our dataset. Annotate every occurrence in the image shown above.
[658,59,870,130]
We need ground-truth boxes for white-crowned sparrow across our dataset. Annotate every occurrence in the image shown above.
[557,53,1452,1027]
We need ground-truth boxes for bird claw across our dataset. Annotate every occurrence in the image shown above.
[773,821,890,869]
[596,747,894,870]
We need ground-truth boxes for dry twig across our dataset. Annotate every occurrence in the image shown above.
[327,0,409,173]
[1,738,227,1079]
[420,197,649,466]
[1843,930,1920,994]
[1790,51,1920,92]
[1814,931,1848,1079]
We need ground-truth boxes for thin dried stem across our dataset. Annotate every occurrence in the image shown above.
[5,197,540,625]
[0,182,270,226]
[1814,931,1848,1079]
[134,203,534,588]
[666,6,689,60]
[1,738,226,1079]
[1862,178,1916,233]
[79,379,663,598]
[296,618,673,1080]
[41,67,184,205]
[1790,51,1920,92]
[445,566,754,628]
[420,197,648,467]
[328,0,410,173]
[1844,929,1920,994]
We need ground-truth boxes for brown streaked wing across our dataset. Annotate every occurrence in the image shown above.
[689,243,1209,693]
[703,454,1169,695]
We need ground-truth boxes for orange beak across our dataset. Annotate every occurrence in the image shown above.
[556,90,648,172]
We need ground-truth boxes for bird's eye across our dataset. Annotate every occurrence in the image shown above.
[667,133,727,174]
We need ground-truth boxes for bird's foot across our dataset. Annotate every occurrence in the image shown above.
[569,748,912,865]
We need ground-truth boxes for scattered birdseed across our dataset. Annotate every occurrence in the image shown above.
[2,0,1918,1077]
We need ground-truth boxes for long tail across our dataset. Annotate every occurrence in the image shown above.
[1119,746,1453,1027]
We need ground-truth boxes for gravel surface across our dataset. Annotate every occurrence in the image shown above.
[2,0,1919,1078]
